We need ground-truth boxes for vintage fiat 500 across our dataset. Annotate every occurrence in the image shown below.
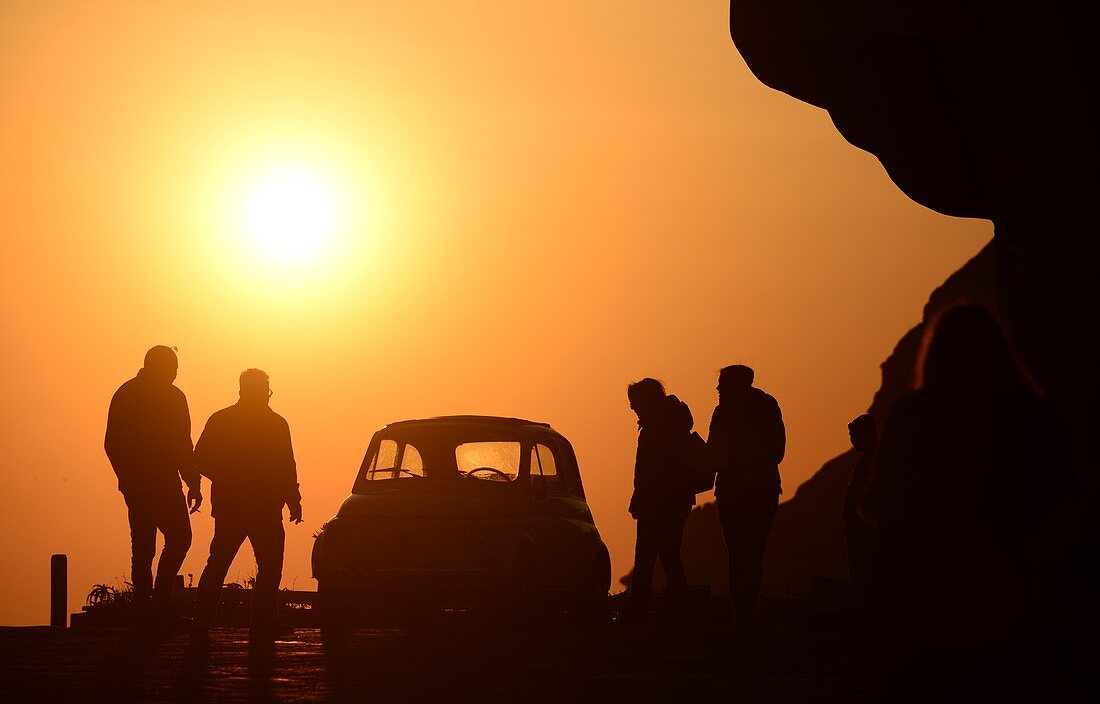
[311,416,611,619]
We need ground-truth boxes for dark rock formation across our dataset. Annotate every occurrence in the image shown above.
[620,3,1096,612]
[725,0,1097,656]
[730,3,1096,222]
[727,2,1098,499]
[762,243,996,595]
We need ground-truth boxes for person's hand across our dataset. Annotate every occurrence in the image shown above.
[187,487,203,514]
[288,502,303,524]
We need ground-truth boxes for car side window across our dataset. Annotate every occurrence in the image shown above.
[367,439,398,480]
[530,441,563,493]
[400,443,425,477]
[556,441,585,499]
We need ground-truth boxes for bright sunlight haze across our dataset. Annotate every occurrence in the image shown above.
[241,165,344,267]
[0,1,991,626]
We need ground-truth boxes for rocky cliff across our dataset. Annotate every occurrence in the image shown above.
[724,0,1097,632]
[727,1,1097,494]
[761,242,996,595]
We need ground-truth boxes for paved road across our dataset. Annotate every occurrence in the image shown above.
[2,620,873,703]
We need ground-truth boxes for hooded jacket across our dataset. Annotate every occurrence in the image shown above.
[104,368,198,496]
[629,394,695,518]
[708,386,785,495]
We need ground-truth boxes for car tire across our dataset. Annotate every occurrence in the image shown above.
[594,543,612,595]
[316,581,352,633]
[570,593,610,630]
[499,548,542,626]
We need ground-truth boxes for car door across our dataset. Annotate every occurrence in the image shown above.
[526,436,594,592]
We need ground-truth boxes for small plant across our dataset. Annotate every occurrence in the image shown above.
[86,584,117,607]
[85,579,134,608]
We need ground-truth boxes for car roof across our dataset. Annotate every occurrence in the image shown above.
[381,415,564,438]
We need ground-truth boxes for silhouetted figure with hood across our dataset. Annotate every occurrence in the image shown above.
[192,369,302,638]
[866,305,1071,699]
[708,364,784,628]
[622,378,695,626]
[104,345,202,624]
[843,413,876,630]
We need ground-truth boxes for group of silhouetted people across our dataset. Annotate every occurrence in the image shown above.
[104,346,302,639]
[623,364,785,629]
[107,302,1073,696]
[622,305,1073,695]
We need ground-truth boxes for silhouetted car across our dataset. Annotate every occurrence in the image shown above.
[312,416,612,621]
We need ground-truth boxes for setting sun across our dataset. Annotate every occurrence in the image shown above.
[241,166,343,265]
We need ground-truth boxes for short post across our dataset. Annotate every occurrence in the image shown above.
[50,554,67,628]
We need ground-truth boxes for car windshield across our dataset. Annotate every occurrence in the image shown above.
[359,427,522,485]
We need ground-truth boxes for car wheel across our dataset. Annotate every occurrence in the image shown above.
[594,543,612,594]
[499,548,543,626]
[570,593,610,630]
[316,581,352,632]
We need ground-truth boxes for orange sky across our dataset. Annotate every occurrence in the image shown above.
[0,1,989,625]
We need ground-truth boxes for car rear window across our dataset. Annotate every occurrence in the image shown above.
[455,441,520,482]
[355,430,526,489]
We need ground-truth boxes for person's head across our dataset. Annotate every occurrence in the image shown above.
[627,377,666,421]
[717,364,754,398]
[142,345,178,384]
[916,304,1035,396]
[848,413,877,452]
[239,368,271,406]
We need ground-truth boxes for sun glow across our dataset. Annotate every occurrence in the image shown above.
[241,166,344,265]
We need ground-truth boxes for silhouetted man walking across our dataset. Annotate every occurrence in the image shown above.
[708,364,784,628]
[104,345,202,624]
[192,369,302,638]
[623,378,695,626]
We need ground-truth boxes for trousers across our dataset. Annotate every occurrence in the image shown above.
[194,514,285,627]
[626,507,690,616]
[124,488,192,610]
[717,487,778,622]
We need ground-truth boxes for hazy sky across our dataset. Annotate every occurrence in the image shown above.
[0,1,989,625]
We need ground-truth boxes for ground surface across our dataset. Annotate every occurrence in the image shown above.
[1,616,873,703]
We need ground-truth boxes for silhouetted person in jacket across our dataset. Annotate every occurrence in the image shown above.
[866,305,1072,699]
[708,364,784,628]
[192,369,302,638]
[843,413,876,631]
[623,378,695,626]
[104,345,202,624]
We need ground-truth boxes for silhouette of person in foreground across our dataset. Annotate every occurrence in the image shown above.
[865,305,1072,699]
[104,345,202,624]
[843,413,876,630]
[707,364,784,629]
[191,369,302,638]
[622,378,695,626]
